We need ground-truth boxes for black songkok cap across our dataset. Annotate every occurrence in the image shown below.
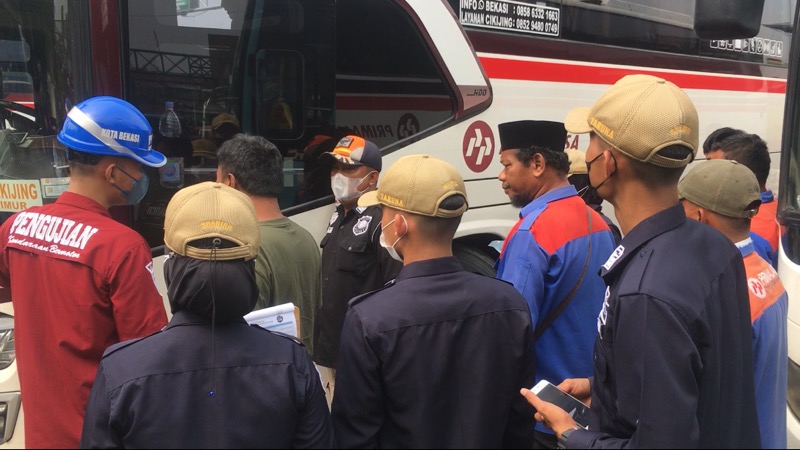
[498,120,567,153]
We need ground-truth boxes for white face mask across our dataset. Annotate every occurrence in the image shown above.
[331,171,375,201]
[379,216,406,262]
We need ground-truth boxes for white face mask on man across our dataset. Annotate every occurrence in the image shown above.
[379,216,406,262]
[331,171,376,201]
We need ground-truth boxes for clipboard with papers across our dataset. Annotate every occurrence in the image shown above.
[243,302,300,338]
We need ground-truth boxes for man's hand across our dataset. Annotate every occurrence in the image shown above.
[558,378,591,406]
[520,388,579,438]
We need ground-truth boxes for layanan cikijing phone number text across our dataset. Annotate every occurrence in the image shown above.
[513,4,558,34]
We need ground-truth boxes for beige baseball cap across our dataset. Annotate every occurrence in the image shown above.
[164,182,259,261]
[565,74,699,168]
[566,148,587,175]
[358,154,468,218]
[678,159,761,219]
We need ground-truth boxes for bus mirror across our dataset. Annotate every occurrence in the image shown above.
[694,0,765,39]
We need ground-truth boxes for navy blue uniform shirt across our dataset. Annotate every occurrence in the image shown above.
[81,311,334,449]
[568,204,761,449]
[332,257,536,449]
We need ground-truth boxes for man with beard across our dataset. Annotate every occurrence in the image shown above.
[496,120,615,448]
[80,182,333,448]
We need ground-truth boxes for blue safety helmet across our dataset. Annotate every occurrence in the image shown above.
[57,96,166,167]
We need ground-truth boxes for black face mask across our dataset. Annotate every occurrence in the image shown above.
[569,174,603,207]
[164,254,258,323]
[585,151,617,191]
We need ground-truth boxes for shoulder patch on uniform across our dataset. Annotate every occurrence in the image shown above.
[329,211,339,226]
[603,245,625,270]
[348,279,396,307]
[249,324,305,346]
[353,215,372,236]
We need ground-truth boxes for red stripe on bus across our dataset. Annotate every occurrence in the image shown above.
[479,57,787,94]
[336,96,452,111]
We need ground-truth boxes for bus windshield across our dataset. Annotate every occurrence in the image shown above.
[0,0,92,221]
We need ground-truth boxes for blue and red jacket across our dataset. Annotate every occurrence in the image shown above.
[496,184,614,433]
[739,238,788,450]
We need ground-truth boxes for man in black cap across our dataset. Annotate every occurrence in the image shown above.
[496,120,615,448]
[313,135,402,408]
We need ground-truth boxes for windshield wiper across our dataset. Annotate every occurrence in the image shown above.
[0,99,34,114]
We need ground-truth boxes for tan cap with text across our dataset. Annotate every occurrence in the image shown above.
[565,74,698,168]
[358,154,468,218]
[164,182,259,261]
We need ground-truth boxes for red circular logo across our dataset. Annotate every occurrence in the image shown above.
[462,121,495,173]
[397,113,420,139]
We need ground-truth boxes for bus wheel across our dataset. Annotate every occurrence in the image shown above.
[454,244,497,277]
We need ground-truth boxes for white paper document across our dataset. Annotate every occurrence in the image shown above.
[243,302,300,337]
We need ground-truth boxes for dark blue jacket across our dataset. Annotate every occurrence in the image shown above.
[332,257,535,448]
[81,311,334,449]
[569,205,761,449]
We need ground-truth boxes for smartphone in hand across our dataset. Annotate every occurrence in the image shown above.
[532,380,590,429]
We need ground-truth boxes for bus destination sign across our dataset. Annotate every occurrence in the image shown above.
[459,0,559,37]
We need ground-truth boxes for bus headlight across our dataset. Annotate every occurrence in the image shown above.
[0,392,20,443]
[789,358,800,420]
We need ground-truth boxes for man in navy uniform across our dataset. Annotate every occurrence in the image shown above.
[522,74,760,448]
[332,155,536,448]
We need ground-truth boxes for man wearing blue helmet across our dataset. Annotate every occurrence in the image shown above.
[0,96,169,448]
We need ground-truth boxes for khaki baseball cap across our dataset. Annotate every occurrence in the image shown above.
[211,113,241,131]
[358,154,468,218]
[566,148,587,175]
[678,159,761,219]
[191,138,218,160]
[565,74,699,168]
[164,182,259,261]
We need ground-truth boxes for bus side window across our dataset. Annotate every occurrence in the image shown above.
[558,0,793,68]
